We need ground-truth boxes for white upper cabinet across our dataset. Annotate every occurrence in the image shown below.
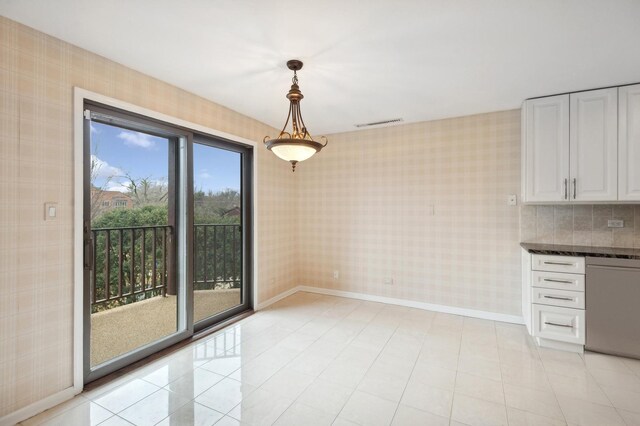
[619,84,640,201]
[569,88,618,201]
[522,85,636,204]
[523,95,570,203]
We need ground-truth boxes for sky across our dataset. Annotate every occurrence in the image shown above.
[90,122,240,194]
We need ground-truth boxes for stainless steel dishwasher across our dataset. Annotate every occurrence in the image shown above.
[586,256,640,359]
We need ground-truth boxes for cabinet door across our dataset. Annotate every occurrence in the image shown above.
[523,95,570,203]
[532,304,585,345]
[619,84,640,201]
[569,88,618,201]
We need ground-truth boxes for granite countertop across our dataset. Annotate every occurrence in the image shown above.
[520,242,640,259]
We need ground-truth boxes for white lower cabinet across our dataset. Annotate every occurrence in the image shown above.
[533,304,585,345]
[526,254,586,352]
[532,287,585,309]
[531,270,585,292]
[532,254,585,274]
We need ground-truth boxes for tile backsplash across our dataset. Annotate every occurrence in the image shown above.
[521,205,640,248]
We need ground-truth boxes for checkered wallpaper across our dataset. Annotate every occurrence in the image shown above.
[0,16,297,417]
[296,110,523,316]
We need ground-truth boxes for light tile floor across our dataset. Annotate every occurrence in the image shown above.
[21,292,640,426]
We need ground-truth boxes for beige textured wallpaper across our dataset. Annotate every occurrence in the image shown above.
[0,16,298,417]
[296,110,522,316]
[521,205,640,248]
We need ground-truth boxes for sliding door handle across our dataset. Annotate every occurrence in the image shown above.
[572,178,577,199]
[83,222,93,270]
[84,237,94,270]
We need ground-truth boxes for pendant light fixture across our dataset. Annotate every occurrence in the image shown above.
[263,59,327,172]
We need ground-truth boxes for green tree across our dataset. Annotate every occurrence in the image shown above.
[93,205,168,229]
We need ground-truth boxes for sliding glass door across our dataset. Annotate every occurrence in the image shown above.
[192,137,252,330]
[83,102,252,382]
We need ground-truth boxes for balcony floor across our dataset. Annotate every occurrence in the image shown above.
[91,289,241,366]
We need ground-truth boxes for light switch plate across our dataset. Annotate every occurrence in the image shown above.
[44,202,57,220]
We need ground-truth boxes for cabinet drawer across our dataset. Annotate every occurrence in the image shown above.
[532,254,585,274]
[532,304,585,345]
[531,271,585,291]
[532,287,585,309]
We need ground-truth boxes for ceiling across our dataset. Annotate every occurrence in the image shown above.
[2,0,640,134]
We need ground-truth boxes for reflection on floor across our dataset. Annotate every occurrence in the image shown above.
[28,292,640,425]
[91,289,240,366]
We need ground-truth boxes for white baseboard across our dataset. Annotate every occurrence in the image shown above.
[254,286,300,311]
[0,386,77,426]
[297,285,524,325]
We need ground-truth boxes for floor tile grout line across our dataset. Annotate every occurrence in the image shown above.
[226,295,338,371]
[227,295,366,425]
[232,297,347,424]
[272,297,393,424]
[535,342,573,424]
[120,386,194,425]
[330,304,414,424]
[28,398,117,426]
[92,385,164,418]
[493,322,513,424]
[91,298,323,425]
[550,348,631,420]
[221,299,339,421]
[447,319,471,425]
[387,315,437,425]
[89,321,243,404]
[101,414,134,426]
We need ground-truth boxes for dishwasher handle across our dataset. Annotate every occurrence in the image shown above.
[587,264,640,272]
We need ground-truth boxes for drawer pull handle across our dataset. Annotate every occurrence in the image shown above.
[543,295,574,301]
[544,321,573,328]
[543,278,573,284]
[543,261,574,266]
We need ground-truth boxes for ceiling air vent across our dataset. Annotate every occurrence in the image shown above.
[354,118,403,128]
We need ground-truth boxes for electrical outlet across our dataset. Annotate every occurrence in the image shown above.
[608,219,624,228]
[383,277,394,286]
[508,195,517,206]
[333,270,339,280]
[44,202,57,220]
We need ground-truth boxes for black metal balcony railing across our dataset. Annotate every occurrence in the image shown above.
[90,225,172,312]
[90,224,241,313]
[193,224,242,291]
